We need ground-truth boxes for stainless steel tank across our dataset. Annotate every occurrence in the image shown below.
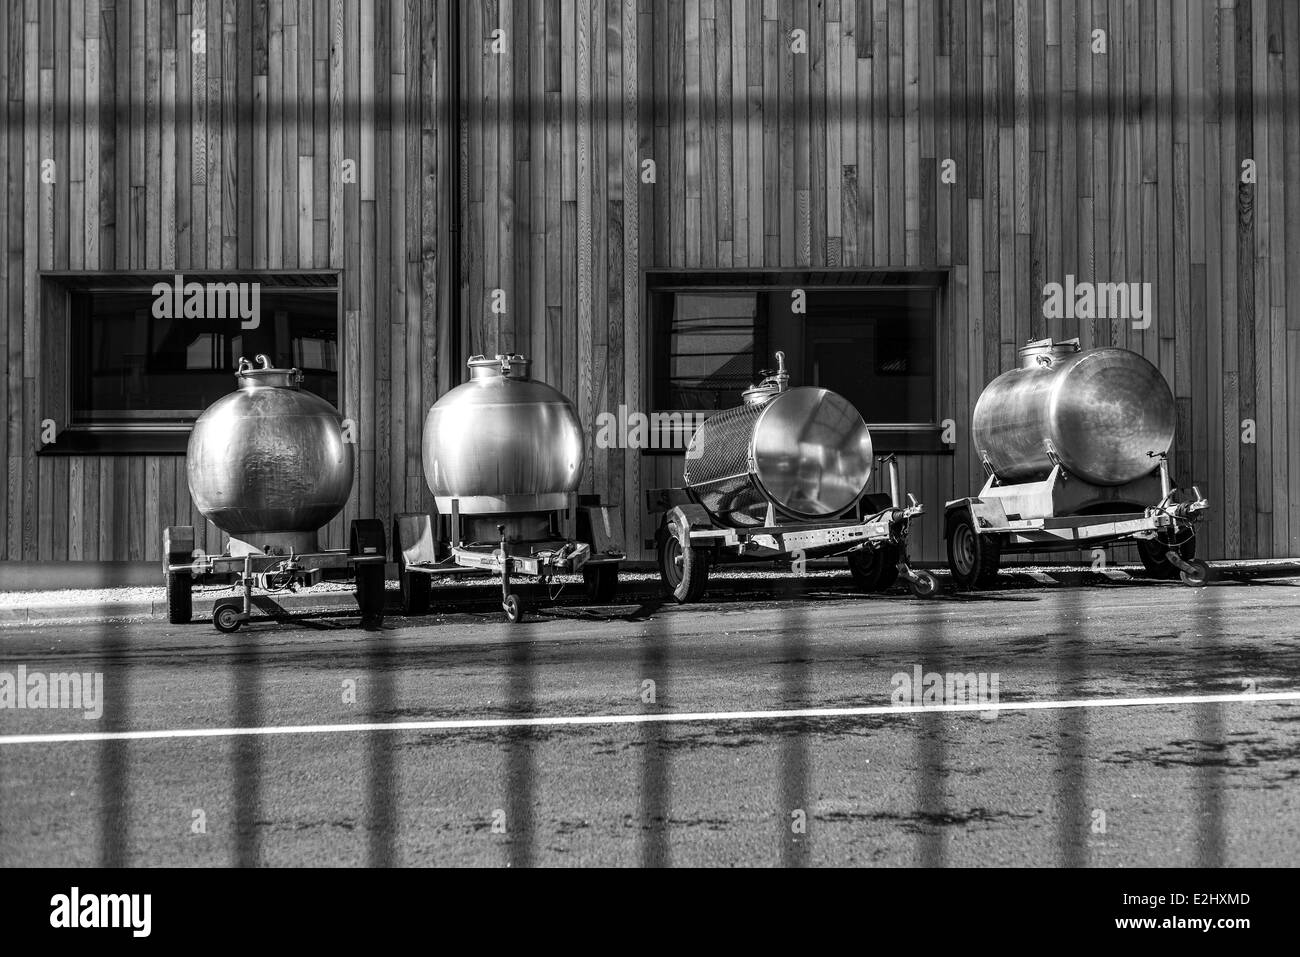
[971,338,1176,486]
[683,353,874,526]
[187,355,353,554]
[423,354,584,515]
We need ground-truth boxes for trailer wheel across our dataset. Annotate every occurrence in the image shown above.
[167,571,193,624]
[946,511,1001,589]
[399,562,431,615]
[504,593,525,623]
[848,544,901,591]
[354,563,386,626]
[1180,558,1211,587]
[908,570,939,598]
[213,600,243,634]
[350,520,387,627]
[583,564,619,603]
[658,521,710,604]
[1136,534,1196,580]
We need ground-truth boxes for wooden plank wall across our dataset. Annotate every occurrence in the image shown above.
[2,0,1298,568]
[2,0,451,564]
[462,0,1300,564]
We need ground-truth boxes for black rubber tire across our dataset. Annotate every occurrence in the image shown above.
[658,520,710,604]
[399,563,431,615]
[848,543,901,592]
[504,593,525,623]
[875,547,902,590]
[946,510,1002,589]
[847,548,882,590]
[582,564,619,603]
[167,571,193,624]
[1137,534,1196,580]
[354,563,386,625]
[213,600,243,634]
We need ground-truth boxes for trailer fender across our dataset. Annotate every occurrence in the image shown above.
[578,503,626,555]
[945,497,1007,533]
[164,525,195,574]
[661,504,713,552]
[393,512,439,566]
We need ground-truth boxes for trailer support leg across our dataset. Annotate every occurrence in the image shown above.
[498,524,525,622]
[241,556,253,621]
[895,541,939,597]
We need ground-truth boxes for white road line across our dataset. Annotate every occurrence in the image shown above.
[1,691,1297,746]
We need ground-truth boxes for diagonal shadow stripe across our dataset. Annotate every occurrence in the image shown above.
[98,627,128,867]
[1194,583,1225,866]
[231,630,262,867]
[366,629,398,867]
[1054,585,1088,867]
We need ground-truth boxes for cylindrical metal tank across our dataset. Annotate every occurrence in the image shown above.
[683,354,874,527]
[423,354,584,515]
[187,355,353,553]
[971,338,1176,486]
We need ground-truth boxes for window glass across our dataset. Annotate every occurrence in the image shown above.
[70,288,339,423]
[654,291,761,411]
[651,279,938,429]
[800,290,937,424]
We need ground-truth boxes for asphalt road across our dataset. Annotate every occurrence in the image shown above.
[1,574,1298,867]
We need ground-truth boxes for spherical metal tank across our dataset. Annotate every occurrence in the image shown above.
[187,355,353,549]
[423,354,584,514]
[683,367,874,527]
[971,338,1176,486]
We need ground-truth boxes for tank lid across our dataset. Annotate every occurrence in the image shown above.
[468,354,532,380]
[236,354,303,390]
[1018,337,1081,369]
[742,351,791,405]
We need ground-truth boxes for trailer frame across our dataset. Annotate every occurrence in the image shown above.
[943,452,1210,588]
[162,519,388,632]
[393,494,625,623]
[650,454,937,600]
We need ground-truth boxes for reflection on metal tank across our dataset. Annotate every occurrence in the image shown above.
[683,352,874,527]
[187,355,353,552]
[422,354,584,514]
[971,338,1176,486]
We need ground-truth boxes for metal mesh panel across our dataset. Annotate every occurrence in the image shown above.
[684,402,764,486]
[684,402,768,526]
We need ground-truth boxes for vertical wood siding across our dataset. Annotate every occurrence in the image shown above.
[2,0,1297,567]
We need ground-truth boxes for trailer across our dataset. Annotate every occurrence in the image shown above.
[651,454,937,600]
[393,495,624,623]
[163,519,387,632]
[944,452,1210,588]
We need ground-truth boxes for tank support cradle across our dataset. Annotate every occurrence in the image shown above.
[394,496,626,623]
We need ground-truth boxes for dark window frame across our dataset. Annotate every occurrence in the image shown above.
[644,269,951,454]
[38,270,342,455]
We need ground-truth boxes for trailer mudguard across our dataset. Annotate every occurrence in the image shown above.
[578,504,625,555]
[394,512,439,566]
